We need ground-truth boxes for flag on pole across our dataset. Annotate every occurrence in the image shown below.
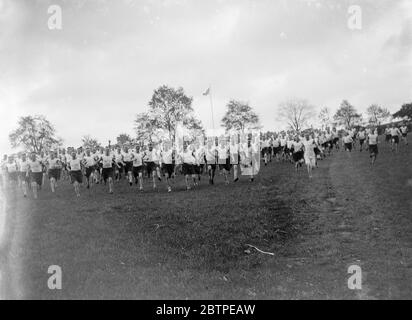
[202,87,210,96]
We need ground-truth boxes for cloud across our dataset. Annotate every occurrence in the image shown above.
[0,0,411,153]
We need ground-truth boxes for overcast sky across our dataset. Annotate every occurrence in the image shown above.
[0,0,411,153]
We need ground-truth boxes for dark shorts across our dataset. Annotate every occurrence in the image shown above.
[292,150,304,162]
[314,147,321,155]
[193,165,201,174]
[392,136,399,144]
[102,167,113,182]
[162,164,174,176]
[402,133,407,137]
[124,161,133,172]
[85,166,95,178]
[207,163,217,171]
[70,170,83,184]
[48,168,60,180]
[8,172,18,182]
[345,143,352,151]
[146,162,157,176]
[116,162,124,172]
[218,158,231,171]
[19,171,30,183]
[369,144,378,155]
[182,163,194,175]
[31,172,43,186]
[359,139,365,145]
[333,137,339,144]
[385,134,391,141]
[132,166,143,178]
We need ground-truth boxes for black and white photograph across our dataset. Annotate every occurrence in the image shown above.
[0,0,411,304]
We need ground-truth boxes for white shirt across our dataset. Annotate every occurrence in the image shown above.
[161,150,173,165]
[115,153,124,163]
[292,141,303,152]
[19,159,29,172]
[182,150,195,164]
[101,155,114,169]
[6,162,18,173]
[303,139,316,158]
[68,158,82,171]
[123,152,134,162]
[217,146,228,160]
[29,160,43,173]
[368,133,378,145]
[83,156,96,167]
[343,136,353,144]
[132,152,144,167]
[205,147,216,163]
[144,150,155,162]
[48,158,60,169]
[390,128,400,136]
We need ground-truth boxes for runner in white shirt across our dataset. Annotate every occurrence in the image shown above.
[357,128,366,152]
[230,133,240,182]
[122,146,135,186]
[143,144,159,190]
[205,138,217,185]
[114,147,125,182]
[18,153,30,197]
[303,134,317,178]
[83,149,97,189]
[291,136,304,172]
[47,151,61,193]
[385,126,392,144]
[367,128,379,165]
[343,132,353,152]
[390,125,402,153]
[400,123,408,146]
[27,153,44,199]
[180,143,196,190]
[132,145,145,191]
[67,152,83,197]
[160,141,174,193]
[192,141,203,186]
[152,146,163,182]
[6,156,19,190]
[217,138,230,185]
[99,148,117,194]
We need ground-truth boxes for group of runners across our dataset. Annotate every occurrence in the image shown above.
[0,122,409,199]
[0,135,259,198]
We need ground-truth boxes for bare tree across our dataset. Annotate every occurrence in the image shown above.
[278,99,315,132]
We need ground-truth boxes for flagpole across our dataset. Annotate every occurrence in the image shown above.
[209,85,215,130]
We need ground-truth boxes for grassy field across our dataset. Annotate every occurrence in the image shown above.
[1,138,411,299]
